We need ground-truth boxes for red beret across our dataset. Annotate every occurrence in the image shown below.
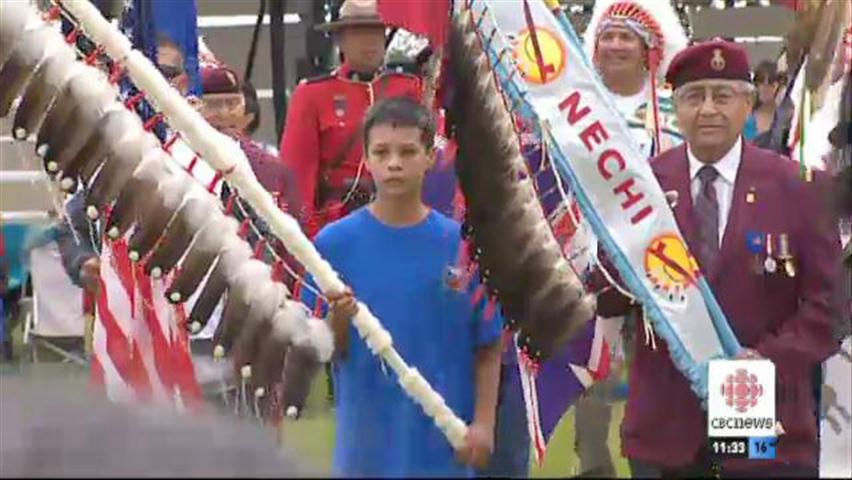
[665,39,751,90]
[201,65,240,95]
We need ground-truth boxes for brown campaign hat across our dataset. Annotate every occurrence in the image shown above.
[314,0,386,33]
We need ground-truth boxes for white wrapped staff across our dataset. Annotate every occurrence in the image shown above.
[46,0,470,448]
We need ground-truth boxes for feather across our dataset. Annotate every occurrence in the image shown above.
[126,170,193,260]
[36,65,117,158]
[0,0,32,69]
[166,215,237,303]
[804,0,849,92]
[48,108,134,187]
[0,26,59,117]
[213,259,271,352]
[85,130,161,218]
[11,47,76,139]
[449,14,593,363]
[105,149,172,240]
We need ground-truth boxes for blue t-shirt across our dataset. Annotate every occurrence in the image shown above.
[303,208,503,478]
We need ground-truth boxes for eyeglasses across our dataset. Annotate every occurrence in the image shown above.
[674,85,750,108]
[158,64,185,81]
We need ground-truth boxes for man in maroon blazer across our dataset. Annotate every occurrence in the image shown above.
[603,39,843,477]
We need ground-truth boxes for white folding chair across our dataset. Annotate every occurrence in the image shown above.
[23,241,87,366]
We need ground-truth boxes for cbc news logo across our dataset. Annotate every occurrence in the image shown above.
[721,368,764,413]
[708,360,775,438]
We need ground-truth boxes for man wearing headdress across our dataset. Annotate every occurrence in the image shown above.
[279,0,423,239]
[574,1,688,475]
[583,0,687,159]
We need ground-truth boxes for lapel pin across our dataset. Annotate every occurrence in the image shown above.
[746,187,756,204]
[746,230,764,275]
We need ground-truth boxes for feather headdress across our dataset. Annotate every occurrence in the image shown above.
[583,0,688,80]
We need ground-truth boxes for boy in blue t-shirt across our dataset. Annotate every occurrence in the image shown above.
[302,97,503,478]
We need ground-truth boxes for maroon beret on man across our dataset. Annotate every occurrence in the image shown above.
[665,38,751,90]
[201,65,240,94]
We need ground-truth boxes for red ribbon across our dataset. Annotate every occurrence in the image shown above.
[162,132,181,152]
[64,28,80,45]
[108,63,124,84]
[143,113,164,131]
[124,92,146,110]
[207,171,224,193]
[238,219,251,239]
[522,0,549,84]
[42,5,61,22]
[185,155,198,174]
[271,260,286,283]
[85,45,105,66]
[224,192,237,215]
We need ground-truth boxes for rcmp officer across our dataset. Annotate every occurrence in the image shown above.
[600,39,843,477]
[279,0,422,238]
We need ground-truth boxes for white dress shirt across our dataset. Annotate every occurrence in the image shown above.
[687,137,743,247]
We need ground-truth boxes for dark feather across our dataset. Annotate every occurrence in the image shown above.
[448,13,593,362]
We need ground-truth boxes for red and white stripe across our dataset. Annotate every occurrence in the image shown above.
[91,238,203,410]
[518,356,548,465]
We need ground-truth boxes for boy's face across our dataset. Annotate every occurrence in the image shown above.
[365,124,435,199]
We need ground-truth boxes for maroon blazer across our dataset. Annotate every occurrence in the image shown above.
[620,143,842,470]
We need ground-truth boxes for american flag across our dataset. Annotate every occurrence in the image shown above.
[83,0,206,409]
[90,238,203,410]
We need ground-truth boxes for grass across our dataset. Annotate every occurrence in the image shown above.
[531,402,631,478]
[279,373,633,478]
[277,375,336,475]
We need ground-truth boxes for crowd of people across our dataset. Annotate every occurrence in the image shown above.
[1,0,849,478]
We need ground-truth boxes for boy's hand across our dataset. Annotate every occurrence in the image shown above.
[326,288,358,359]
[455,421,494,469]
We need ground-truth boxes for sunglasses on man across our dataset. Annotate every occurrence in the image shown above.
[158,64,185,81]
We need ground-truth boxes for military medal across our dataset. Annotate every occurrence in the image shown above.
[764,233,777,274]
[745,230,764,274]
[779,233,796,277]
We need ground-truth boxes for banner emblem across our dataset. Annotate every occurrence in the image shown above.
[513,27,566,85]
[644,234,698,302]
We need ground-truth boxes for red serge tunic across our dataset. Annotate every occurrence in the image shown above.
[279,63,422,237]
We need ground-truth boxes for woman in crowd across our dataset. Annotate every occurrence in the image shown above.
[744,60,786,142]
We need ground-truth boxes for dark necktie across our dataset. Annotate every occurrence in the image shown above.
[694,165,720,276]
